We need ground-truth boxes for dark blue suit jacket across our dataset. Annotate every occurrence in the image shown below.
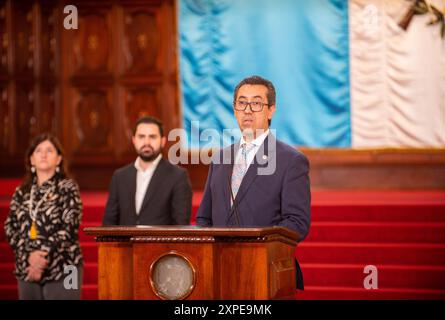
[196,134,311,240]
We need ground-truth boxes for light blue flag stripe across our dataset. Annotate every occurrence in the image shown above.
[179,0,351,148]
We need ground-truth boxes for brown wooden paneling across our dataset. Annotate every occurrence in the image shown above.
[37,83,57,134]
[305,148,445,189]
[12,2,34,77]
[121,85,161,154]
[184,149,445,190]
[39,4,57,76]
[122,7,160,74]
[56,0,179,185]
[14,84,36,152]
[98,242,133,300]
[0,0,8,76]
[267,241,296,299]
[86,226,298,300]
[72,9,112,76]
[71,86,114,154]
[0,0,179,186]
[0,84,9,153]
[218,243,269,299]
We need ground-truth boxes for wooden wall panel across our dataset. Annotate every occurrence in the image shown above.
[12,2,34,76]
[121,86,161,154]
[0,0,179,182]
[72,11,112,75]
[57,0,180,186]
[122,7,160,74]
[0,84,9,153]
[0,0,10,155]
[38,84,57,134]
[72,87,114,154]
[184,149,445,190]
[0,0,8,76]
[39,4,57,76]
[14,84,36,152]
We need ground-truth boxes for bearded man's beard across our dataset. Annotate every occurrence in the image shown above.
[138,145,162,162]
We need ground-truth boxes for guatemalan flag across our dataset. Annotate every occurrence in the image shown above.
[178,0,445,148]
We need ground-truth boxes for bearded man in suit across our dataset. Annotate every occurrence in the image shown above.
[103,116,192,226]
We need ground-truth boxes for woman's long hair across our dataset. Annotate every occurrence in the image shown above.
[20,133,69,193]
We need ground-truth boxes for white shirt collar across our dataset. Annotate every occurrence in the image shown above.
[239,129,269,148]
[134,154,162,173]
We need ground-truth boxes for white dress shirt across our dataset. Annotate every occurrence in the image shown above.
[235,129,270,170]
[134,154,162,215]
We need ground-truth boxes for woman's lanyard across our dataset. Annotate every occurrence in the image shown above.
[28,184,54,240]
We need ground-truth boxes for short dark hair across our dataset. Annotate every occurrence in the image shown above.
[133,116,164,137]
[233,75,276,107]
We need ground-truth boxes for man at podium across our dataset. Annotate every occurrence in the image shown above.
[196,75,311,290]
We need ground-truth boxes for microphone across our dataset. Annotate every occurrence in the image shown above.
[227,173,241,226]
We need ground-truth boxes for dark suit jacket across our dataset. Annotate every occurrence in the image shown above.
[103,158,192,226]
[196,134,311,239]
[196,134,311,289]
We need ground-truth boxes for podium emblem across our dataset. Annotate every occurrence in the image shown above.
[149,251,196,300]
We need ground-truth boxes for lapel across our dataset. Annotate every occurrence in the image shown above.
[233,133,276,206]
[139,158,167,214]
[128,166,137,218]
[222,143,238,214]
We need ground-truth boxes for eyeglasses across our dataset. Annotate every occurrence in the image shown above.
[234,100,269,112]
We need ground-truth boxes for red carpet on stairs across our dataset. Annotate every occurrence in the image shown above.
[1,179,445,299]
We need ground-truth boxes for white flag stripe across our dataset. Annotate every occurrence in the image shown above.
[350,0,445,147]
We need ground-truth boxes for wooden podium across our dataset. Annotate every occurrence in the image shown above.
[84,226,299,300]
